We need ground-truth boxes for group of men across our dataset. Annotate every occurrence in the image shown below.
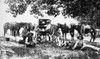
[17,24,100,51]
[4,19,100,51]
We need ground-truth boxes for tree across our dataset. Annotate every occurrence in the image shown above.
[5,0,100,27]
[5,0,60,17]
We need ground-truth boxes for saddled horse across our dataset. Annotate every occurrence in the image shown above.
[83,24,96,42]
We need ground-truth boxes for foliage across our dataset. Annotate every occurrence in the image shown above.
[5,0,100,27]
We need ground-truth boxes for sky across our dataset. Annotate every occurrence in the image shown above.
[0,0,79,36]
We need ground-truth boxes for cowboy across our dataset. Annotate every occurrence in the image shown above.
[25,32,36,47]
[72,36,100,51]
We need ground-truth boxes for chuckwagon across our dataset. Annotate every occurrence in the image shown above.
[36,19,53,42]
[38,19,51,30]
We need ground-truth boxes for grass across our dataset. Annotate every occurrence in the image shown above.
[6,44,100,59]
[0,37,100,59]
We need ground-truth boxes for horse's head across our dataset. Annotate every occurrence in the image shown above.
[57,23,63,28]
[71,24,82,29]
[70,24,76,29]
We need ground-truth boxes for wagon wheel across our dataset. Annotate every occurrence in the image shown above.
[36,34,43,44]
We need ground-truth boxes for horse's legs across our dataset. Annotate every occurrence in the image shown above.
[93,30,96,42]
[49,35,52,42]
[89,32,92,42]
[70,32,74,40]
[46,34,50,42]
[23,35,27,43]
[90,31,96,42]
[62,33,64,37]
[83,29,85,36]
[13,30,16,37]
[40,35,43,42]
[65,33,67,39]
[46,35,49,41]
[43,35,46,41]
[64,33,66,39]
[78,30,83,39]
[93,36,96,42]
[63,33,65,43]
[17,30,19,36]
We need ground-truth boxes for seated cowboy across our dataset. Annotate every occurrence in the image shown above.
[24,32,36,47]
[65,36,100,51]
[72,36,84,50]
[25,33,33,43]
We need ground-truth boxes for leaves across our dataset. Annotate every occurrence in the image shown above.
[5,0,100,27]
[5,0,100,17]
[7,3,27,17]
[46,6,60,17]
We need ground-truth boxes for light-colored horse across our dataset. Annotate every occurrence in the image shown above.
[5,29,15,40]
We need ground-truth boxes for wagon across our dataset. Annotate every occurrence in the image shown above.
[38,19,51,30]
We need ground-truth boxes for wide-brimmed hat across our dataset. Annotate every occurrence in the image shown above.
[28,33,33,36]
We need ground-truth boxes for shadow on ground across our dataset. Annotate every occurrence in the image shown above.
[0,41,100,59]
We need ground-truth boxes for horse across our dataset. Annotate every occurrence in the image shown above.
[57,23,71,41]
[83,24,96,42]
[4,22,18,36]
[4,22,34,36]
[70,24,83,40]
[4,22,10,36]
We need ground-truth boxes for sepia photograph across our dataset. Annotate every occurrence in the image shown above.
[0,0,100,59]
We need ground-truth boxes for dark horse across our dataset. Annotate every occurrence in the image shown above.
[57,23,71,39]
[70,24,96,42]
[70,24,84,40]
[57,23,84,40]
[83,25,96,42]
